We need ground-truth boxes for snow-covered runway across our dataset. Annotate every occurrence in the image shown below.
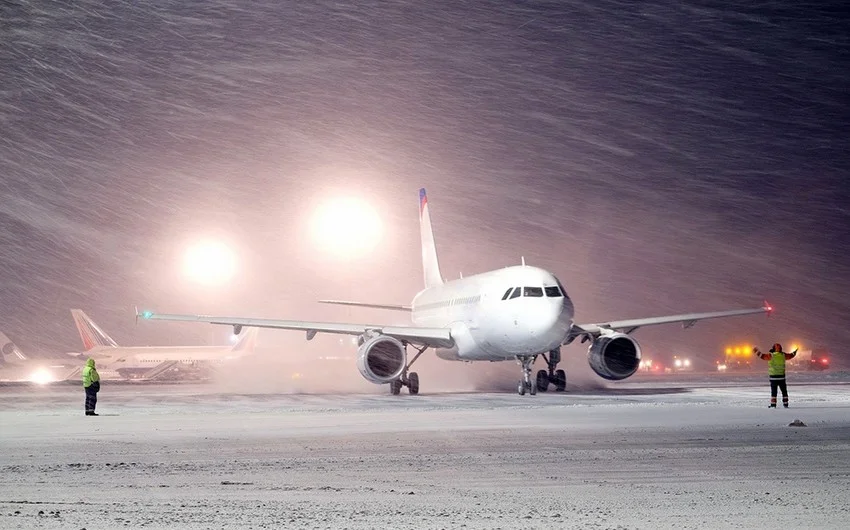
[2,381,849,529]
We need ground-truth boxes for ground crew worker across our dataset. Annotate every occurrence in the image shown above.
[82,358,100,416]
[753,343,797,408]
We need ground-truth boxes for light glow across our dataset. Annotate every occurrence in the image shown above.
[310,196,383,257]
[183,239,236,285]
[29,368,54,385]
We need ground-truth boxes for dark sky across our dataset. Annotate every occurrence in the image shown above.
[1,1,848,367]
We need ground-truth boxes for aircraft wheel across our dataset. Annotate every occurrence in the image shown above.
[517,379,526,396]
[529,378,537,396]
[390,379,402,395]
[536,370,549,392]
[553,369,567,392]
[408,372,420,395]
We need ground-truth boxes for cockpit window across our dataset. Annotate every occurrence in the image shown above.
[545,286,562,297]
[523,287,543,297]
[501,288,513,300]
[508,287,521,299]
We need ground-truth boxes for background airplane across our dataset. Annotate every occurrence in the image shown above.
[0,332,78,383]
[69,310,258,380]
[139,188,768,395]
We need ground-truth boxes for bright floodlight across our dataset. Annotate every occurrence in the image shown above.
[311,196,383,257]
[29,368,54,385]
[183,239,236,285]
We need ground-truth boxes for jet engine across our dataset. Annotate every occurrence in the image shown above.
[356,334,407,384]
[587,332,641,381]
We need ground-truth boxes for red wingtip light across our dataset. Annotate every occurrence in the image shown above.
[763,300,773,314]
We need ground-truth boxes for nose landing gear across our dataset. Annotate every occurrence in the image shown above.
[517,348,567,395]
[516,356,537,395]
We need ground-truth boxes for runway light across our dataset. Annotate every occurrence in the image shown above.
[684,359,691,367]
[29,368,54,385]
[674,359,682,368]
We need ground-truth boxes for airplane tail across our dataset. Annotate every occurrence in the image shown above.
[0,332,27,363]
[71,310,119,351]
[419,188,444,288]
[231,327,258,354]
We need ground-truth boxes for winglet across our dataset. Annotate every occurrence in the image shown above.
[136,307,155,323]
[763,300,773,317]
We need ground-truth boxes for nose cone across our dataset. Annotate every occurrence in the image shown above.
[506,297,573,354]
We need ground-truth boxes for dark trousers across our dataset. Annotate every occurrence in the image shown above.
[85,387,98,413]
[769,377,788,405]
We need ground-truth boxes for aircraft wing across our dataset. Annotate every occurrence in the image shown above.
[136,310,454,349]
[571,304,772,339]
[318,300,412,312]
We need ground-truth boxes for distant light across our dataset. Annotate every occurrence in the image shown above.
[684,359,691,367]
[725,347,732,355]
[734,348,741,354]
[29,368,54,385]
[142,310,154,319]
[674,359,682,368]
[821,358,829,364]
[183,239,236,285]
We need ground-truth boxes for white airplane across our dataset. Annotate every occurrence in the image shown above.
[0,332,78,383]
[138,188,770,395]
[69,310,259,379]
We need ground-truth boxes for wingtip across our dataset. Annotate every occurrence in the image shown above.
[763,300,773,315]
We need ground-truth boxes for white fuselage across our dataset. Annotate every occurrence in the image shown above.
[70,345,246,369]
[411,266,574,361]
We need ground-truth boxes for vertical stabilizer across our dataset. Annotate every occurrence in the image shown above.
[0,332,27,362]
[71,310,119,351]
[419,188,444,288]
[231,327,258,354]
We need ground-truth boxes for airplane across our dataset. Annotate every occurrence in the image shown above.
[137,188,770,395]
[0,332,78,383]
[69,310,259,380]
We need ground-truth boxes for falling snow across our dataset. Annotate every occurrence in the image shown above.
[1,1,848,373]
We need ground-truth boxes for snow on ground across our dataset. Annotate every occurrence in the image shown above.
[1,380,849,529]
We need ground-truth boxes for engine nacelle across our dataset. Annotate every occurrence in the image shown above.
[587,332,641,381]
[356,334,407,384]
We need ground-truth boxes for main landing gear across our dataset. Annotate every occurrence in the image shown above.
[390,343,427,395]
[517,348,567,395]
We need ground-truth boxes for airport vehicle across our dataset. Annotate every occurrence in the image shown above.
[69,310,258,379]
[717,345,756,372]
[671,355,694,372]
[138,189,770,395]
[787,349,830,371]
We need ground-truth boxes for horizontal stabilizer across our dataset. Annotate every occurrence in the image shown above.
[318,300,412,312]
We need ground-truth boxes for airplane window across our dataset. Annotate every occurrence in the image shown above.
[501,288,512,300]
[523,287,544,297]
[508,287,521,299]
[545,286,562,297]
